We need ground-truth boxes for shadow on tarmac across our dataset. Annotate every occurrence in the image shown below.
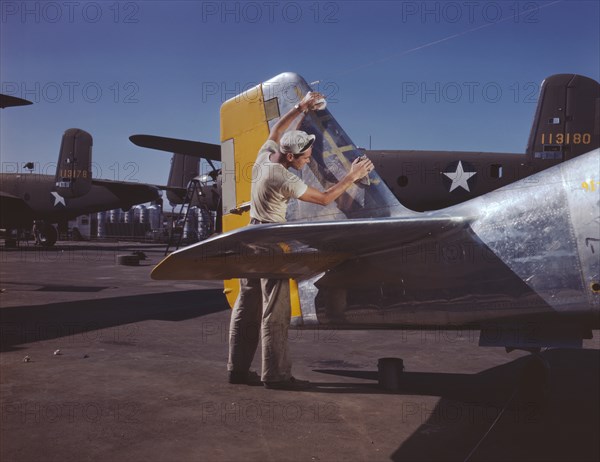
[313,349,599,461]
[0,289,228,352]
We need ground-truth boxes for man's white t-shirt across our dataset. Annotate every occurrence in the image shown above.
[250,140,308,223]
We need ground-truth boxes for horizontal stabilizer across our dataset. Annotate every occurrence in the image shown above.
[129,134,221,161]
[151,216,469,280]
[0,94,33,108]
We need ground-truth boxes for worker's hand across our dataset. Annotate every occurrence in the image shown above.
[298,91,325,112]
[350,156,374,181]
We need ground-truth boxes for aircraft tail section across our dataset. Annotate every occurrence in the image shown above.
[166,153,200,204]
[218,72,413,307]
[526,74,599,162]
[219,72,410,232]
[54,128,93,199]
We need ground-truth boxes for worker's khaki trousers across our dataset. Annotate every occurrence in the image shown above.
[227,277,292,382]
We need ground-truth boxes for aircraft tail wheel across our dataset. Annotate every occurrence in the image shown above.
[518,354,550,404]
[378,357,404,391]
[39,223,58,247]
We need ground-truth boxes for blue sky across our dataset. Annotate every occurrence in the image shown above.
[1,0,599,186]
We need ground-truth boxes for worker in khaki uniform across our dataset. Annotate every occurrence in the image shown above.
[228,91,373,390]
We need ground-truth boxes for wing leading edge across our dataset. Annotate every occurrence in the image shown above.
[151,216,470,280]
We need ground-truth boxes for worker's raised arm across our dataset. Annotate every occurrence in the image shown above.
[268,92,324,144]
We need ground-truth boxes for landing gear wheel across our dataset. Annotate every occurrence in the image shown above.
[39,223,58,247]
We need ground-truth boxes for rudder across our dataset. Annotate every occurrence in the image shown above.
[54,128,93,199]
[526,74,600,162]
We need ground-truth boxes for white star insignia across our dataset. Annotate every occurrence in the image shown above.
[51,192,66,207]
[443,161,477,192]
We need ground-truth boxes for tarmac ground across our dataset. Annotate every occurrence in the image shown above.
[1,241,598,462]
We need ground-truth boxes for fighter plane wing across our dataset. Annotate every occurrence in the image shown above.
[151,216,469,280]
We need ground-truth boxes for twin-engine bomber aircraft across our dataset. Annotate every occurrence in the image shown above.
[150,72,600,390]
[0,128,161,246]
